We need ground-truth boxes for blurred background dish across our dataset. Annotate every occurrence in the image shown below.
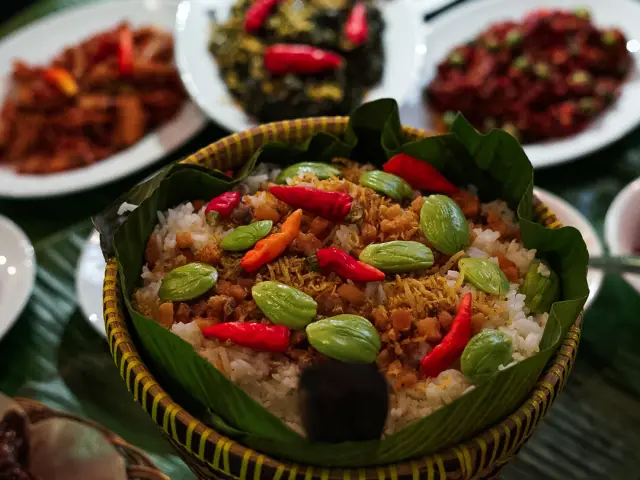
[0,0,206,198]
[0,215,35,341]
[604,177,640,294]
[76,230,106,338]
[2,396,168,480]
[401,0,640,169]
[209,0,385,123]
[175,0,425,132]
[534,187,603,309]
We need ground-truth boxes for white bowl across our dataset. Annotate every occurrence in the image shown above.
[0,215,35,340]
[604,177,640,294]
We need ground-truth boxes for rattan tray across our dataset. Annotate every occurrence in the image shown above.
[102,118,581,479]
[14,397,168,480]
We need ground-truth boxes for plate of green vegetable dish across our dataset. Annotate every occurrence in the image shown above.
[175,0,425,131]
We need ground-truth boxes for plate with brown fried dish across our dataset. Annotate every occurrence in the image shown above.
[401,0,640,168]
[175,0,425,131]
[0,0,206,198]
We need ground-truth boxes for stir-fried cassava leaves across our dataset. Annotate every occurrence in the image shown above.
[94,99,589,467]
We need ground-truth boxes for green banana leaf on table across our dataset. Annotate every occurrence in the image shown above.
[93,99,589,467]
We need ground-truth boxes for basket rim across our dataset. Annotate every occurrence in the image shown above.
[102,117,582,479]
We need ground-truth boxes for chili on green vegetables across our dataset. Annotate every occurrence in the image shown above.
[345,2,369,46]
[263,45,344,75]
[244,0,280,33]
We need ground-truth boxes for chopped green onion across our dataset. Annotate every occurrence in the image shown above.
[578,97,596,115]
[513,55,530,71]
[570,70,592,85]
[574,7,591,19]
[448,51,465,67]
[533,62,550,79]
[601,30,618,46]
[483,35,500,52]
[506,29,522,47]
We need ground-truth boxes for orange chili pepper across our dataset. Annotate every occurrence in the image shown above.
[42,67,78,96]
[240,209,303,272]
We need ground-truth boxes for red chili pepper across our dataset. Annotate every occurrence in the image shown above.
[420,293,472,378]
[201,322,290,352]
[244,0,281,33]
[308,247,385,282]
[383,154,457,195]
[118,26,134,76]
[264,44,343,75]
[345,2,369,46]
[269,185,362,223]
[205,191,241,225]
[42,68,79,97]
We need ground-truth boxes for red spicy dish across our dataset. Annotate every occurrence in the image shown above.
[424,8,633,144]
[0,23,185,174]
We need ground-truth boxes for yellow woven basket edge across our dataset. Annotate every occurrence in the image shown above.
[102,118,582,480]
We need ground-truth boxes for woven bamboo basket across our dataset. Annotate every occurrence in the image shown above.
[14,398,168,480]
[102,118,582,480]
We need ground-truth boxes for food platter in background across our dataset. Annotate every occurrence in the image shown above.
[604,177,640,295]
[534,187,603,308]
[175,0,426,132]
[401,0,640,169]
[0,0,206,198]
[0,215,35,341]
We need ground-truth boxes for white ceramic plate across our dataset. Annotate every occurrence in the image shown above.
[401,0,640,169]
[76,230,107,338]
[604,177,640,295]
[0,215,35,340]
[534,187,603,309]
[175,0,425,132]
[0,0,207,199]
